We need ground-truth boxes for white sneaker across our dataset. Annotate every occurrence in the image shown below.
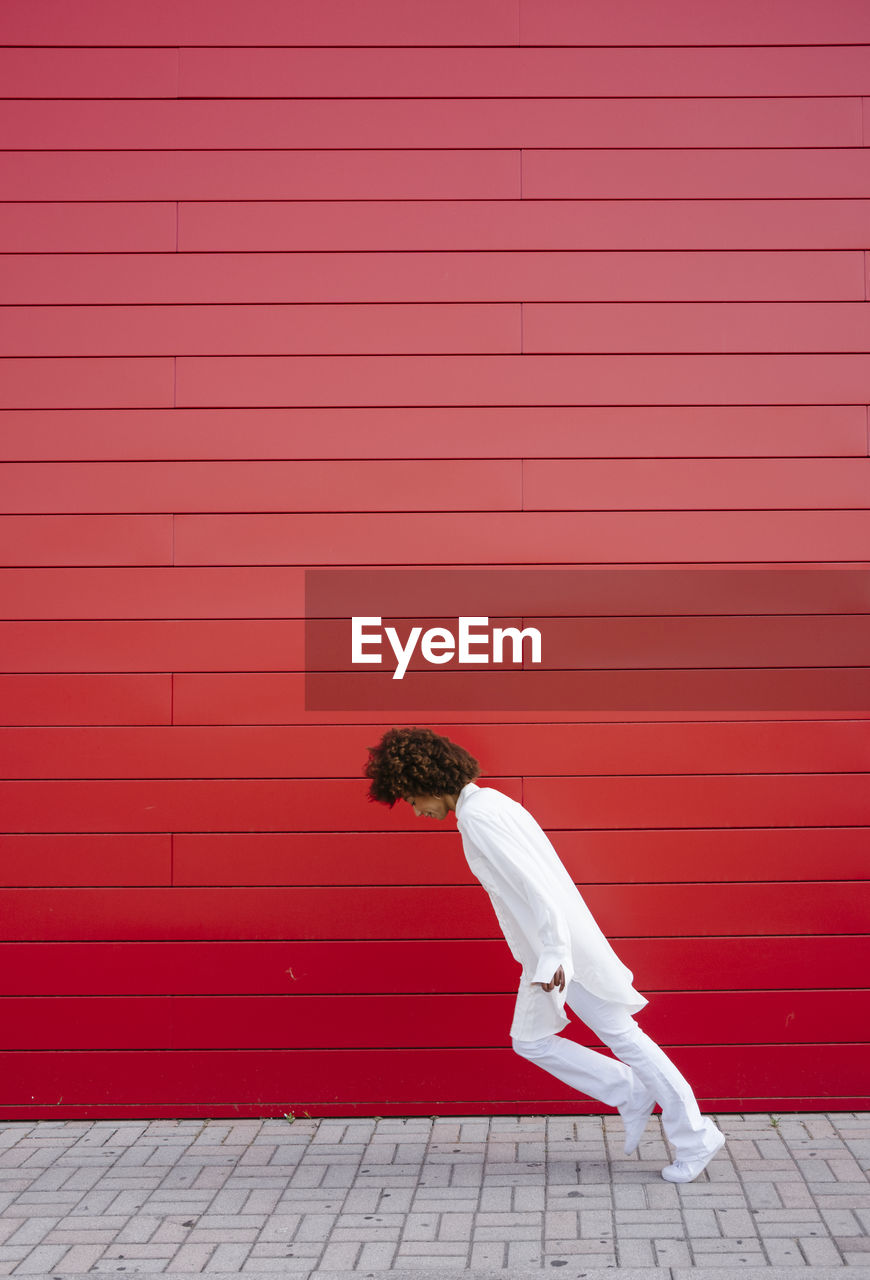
[661,1129,726,1182]
[620,1086,657,1156]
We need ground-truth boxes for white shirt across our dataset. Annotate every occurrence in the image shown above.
[455,781,648,1040]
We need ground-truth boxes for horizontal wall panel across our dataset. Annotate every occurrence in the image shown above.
[0,568,308,619]
[443,723,870,779]
[1,883,867,940]
[178,199,870,253]
[3,0,870,46]
[0,48,178,97]
[0,359,173,411]
[179,47,870,98]
[0,203,176,254]
[0,726,373,781]
[0,150,521,202]
[0,460,521,515]
[3,252,860,305]
[0,676,171,727]
[177,506,870,568]
[1,993,505,1050]
[0,620,305,672]
[522,148,870,200]
[175,671,870,725]
[122,986,870,1051]
[3,819,867,890]
[529,615,870,668]
[0,1,519,47]
[2,406,863,463]
[0,777,515,835]
[6,303,868,359]
[0,516,172,567]
[5,722,870,780]
[305,615,870,680]
[0,1046,866,1109]
[0,836,171,888]
[0,728,329,787]
[439,722,870,780]
[0,304,521,358]
[525,775,870,832]
[14,519,870,620]
[217,566,870,635]
[518,0,870,45]
[3,721,864,778]
[175,354,870,408]
[523,303,870,355]
[302,667,870,715]
[3,98,858,151]
[2,937,864,996]
[523,459,870,510]
[0,936,516,993]
[0,885,494,940]
[9,350,869,413]
[172,827,870,887]
[2,991,863,1051]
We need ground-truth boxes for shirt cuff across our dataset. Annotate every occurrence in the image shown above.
[530,952,573,988]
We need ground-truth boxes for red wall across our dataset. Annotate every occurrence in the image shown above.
[1,0,869,1118]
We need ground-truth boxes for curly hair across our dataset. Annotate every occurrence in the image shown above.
[364,726,481,806]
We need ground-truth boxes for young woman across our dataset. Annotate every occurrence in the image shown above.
[364,726,726,1183]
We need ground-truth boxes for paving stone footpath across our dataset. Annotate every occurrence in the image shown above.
[0,1111,868,1277]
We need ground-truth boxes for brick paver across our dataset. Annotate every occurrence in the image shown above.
[0,1114,867,1274]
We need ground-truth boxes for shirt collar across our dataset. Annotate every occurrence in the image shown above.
[454,781,480,818]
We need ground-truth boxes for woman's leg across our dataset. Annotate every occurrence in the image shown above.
[511,1030,640,1110]
[564,980,723,1163]
[510,1029,658,1157]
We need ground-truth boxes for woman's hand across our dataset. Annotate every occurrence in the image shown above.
[533,965,566,993]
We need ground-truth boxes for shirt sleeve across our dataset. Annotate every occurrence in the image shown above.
[461,807,574,989]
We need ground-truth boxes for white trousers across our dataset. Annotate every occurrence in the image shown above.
[512,979,723,1163]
